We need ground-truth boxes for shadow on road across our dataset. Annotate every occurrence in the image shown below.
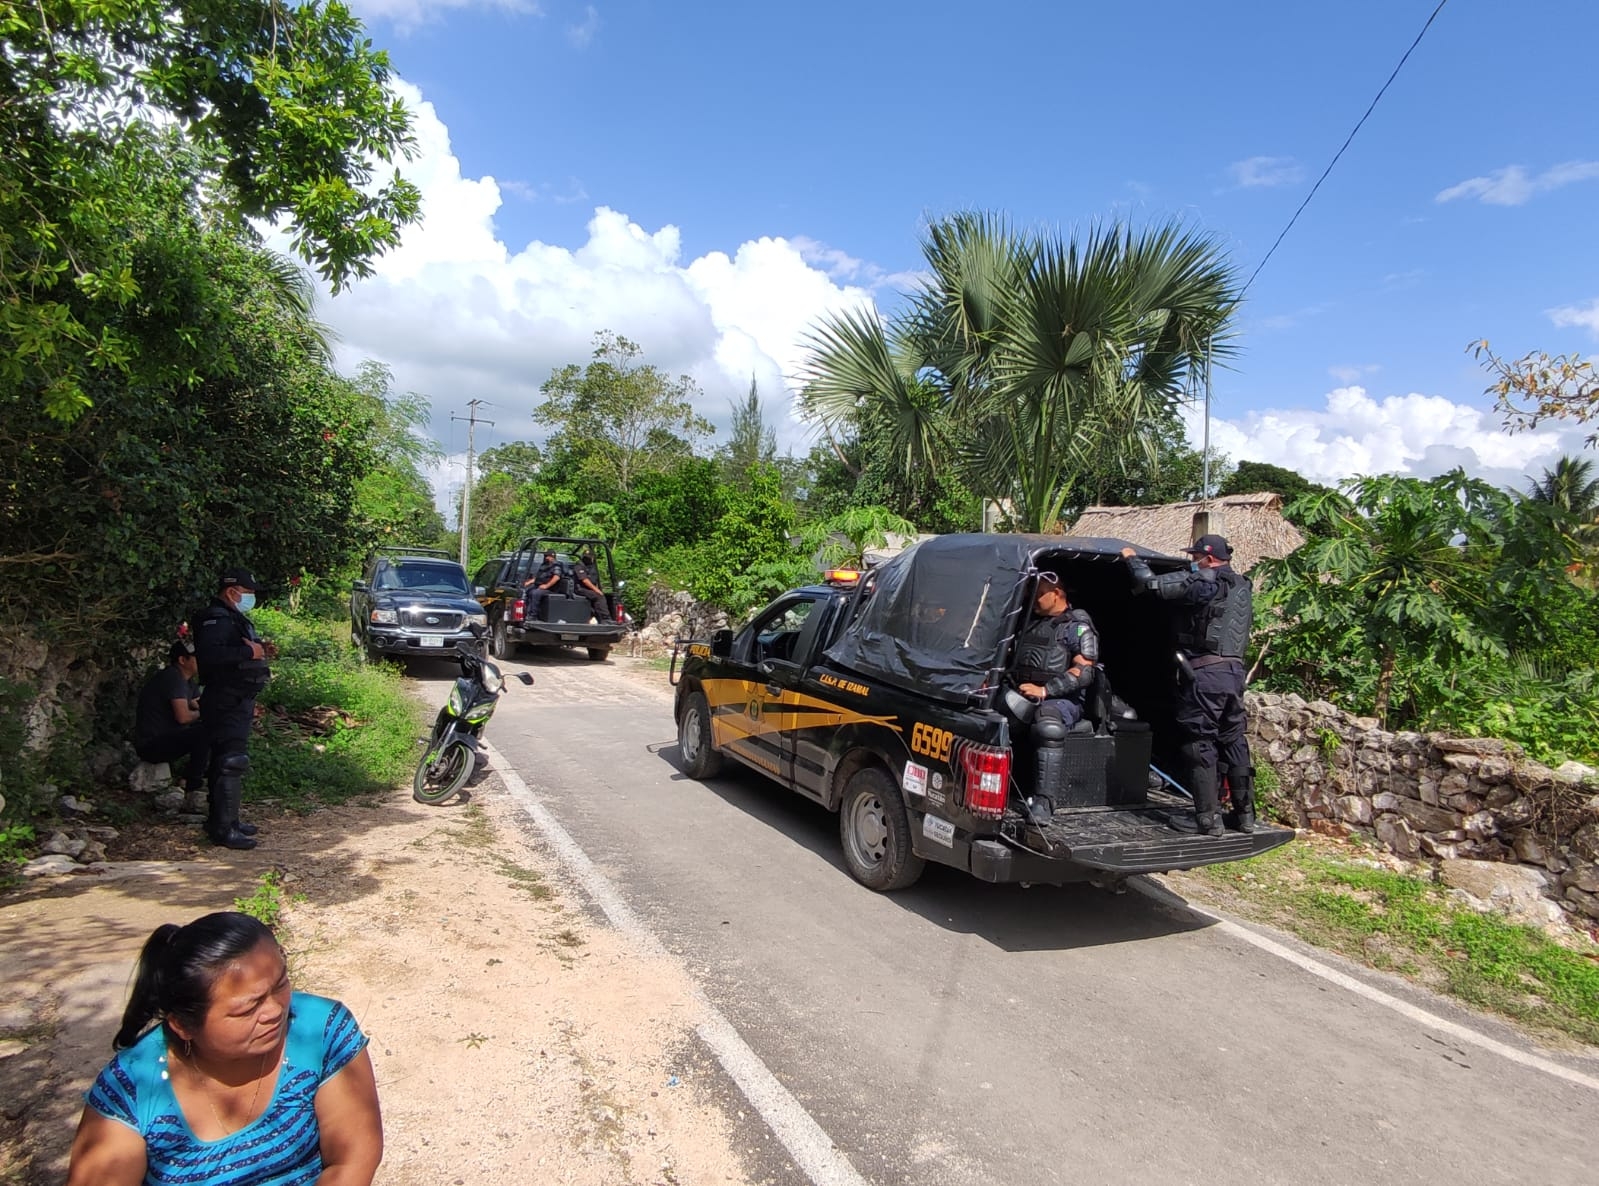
[652,742,1213,953]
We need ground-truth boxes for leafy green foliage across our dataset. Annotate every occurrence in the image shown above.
[1254,471,1599,760]
[1218,460,1330,512]
[235,871,288,928]
[0,1,420,422]
[248,608,424,811]
[800,213,1238,531]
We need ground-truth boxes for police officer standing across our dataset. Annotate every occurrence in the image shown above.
[192,568,276,850]
[1121,535,1255,836]
[1011,571,1100,825]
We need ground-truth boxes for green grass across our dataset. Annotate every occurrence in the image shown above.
[1193,842,1599,1045]
[235,870,287,928]
[245,608,425,813]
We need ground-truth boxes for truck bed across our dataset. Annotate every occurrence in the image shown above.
[1031,789,1293,874]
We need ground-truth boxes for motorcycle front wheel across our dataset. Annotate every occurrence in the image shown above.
[412,739,475,804]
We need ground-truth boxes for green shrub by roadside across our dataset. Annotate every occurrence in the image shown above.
[1191,842,1599,1045]
[246,608,423,814]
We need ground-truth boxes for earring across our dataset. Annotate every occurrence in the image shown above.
[183,1037,193,1059]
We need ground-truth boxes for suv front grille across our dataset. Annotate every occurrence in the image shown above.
[399,608,465,631]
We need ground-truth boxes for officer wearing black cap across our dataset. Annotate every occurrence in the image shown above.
[571,552,608,622]
[134,639,210,795]
[191,568,277,849]
[522,550,564,621]
[1120,535,1256,836]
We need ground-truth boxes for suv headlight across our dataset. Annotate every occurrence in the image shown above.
[466,611,488,627]
[370,608,398,625]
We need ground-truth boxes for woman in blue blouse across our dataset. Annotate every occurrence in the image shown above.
[65,911,383,1185]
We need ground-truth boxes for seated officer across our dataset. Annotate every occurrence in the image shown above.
[1011,572,1100,825]
[571,552,608,622]
[522,550,564,619]
[134,640,210,793]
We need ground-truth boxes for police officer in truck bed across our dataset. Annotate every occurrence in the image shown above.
[522,550,564,620]
[1121,535,1255,837]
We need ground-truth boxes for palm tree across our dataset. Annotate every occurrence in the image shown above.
[1526,456,1599,537]
[798,213,1238,531]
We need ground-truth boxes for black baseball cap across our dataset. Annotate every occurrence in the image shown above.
[219,567,261,590]
[169,640,196,662]
[543,550,556,559]
[1183,534,1233,560]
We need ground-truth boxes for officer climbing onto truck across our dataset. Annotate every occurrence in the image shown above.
[1121,535,1256,837]
[192,567,276,850]
[1010,571,1100,826]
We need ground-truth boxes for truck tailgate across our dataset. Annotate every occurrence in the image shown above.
[1037,799,1293,874]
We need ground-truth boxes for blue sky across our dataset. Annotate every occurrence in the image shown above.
[319,0,1599,503]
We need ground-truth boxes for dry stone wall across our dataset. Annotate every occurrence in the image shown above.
[1248,691,1599,926]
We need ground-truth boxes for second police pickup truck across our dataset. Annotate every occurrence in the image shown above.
[671,533,1292,892]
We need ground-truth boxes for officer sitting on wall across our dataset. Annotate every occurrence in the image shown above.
[1121,535,1256,836]
[192,568,276,850]
[1011,571,1100,825]
[133,640,210,794]
[522,550,564,620]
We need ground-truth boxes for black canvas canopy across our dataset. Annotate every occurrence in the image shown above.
[822,533,1187,707]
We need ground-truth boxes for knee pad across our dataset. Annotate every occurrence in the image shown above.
[220,751,251,776]
[1032,716,1069,746]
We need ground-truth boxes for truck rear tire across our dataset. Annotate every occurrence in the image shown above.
[678,690,722,779]
[491,619,511,660]
[839,767,925,892]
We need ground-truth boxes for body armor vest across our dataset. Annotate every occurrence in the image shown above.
[1014,608,1097,686]
[1177,568,1251,658]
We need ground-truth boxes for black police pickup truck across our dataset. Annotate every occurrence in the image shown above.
[350,548,488,663]
[473,536,629,662]
[671,533,1292,892]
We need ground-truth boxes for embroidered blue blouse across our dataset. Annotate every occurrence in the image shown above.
[85,993,367,1185]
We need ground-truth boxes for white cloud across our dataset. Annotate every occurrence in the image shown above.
[350,0,538,32]
[313,81,876,463]
[1435,160,1599,206]
[1227,156,1304,189]
[1186,386,1587,491]
[1549,298,1599,338]
[567,4,600,46]
[1327,363,1380,384]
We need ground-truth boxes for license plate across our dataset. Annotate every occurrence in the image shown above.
[419,636,444,648]
[559,633,579,642]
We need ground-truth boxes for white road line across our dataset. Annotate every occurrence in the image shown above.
[1132,878,1599,1094]
[494,762,870,1186]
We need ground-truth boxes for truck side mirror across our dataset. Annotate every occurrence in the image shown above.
[711,628,734,659]
[474,586,487,597]
[352,579,368,592]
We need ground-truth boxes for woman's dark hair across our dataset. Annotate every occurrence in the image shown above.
[113,912,277,1050]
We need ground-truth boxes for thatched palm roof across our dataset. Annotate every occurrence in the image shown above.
[1066,492,1305,574]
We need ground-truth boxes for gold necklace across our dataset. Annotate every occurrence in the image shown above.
[186,1044,276,1136]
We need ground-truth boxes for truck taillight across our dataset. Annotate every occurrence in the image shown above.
[614,599,625,624]
[960,743,1010,820]
[510,598,525,623]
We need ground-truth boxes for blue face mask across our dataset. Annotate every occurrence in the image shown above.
[237,592,257,612]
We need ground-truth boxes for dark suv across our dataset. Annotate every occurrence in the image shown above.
[350,548,488,663]
[473,536,628,662]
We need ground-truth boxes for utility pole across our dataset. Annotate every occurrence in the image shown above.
[451,400,493,567]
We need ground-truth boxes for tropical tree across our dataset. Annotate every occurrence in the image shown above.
[535,332,714,494]
[348,363,445,547]
[720,378,779,487]
[1256,472,1509,723]
[1,1,420,422]
[799,213,1238,531]
[1219,460,1329,508]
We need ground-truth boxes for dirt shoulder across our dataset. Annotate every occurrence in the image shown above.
[0,740,752,1185]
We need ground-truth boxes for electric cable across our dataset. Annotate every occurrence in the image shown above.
[1240,0,1453,298]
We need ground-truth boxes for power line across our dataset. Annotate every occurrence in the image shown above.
[1240,0,1453,299]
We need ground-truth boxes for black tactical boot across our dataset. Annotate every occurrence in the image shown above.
[1227,769,1257,833]
[1028,714,1069,826]
[1170,766,1224,836]
[1026,795,1055,825]
[207,754,258,850]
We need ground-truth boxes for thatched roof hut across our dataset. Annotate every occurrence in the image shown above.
[1066,492,1305,574]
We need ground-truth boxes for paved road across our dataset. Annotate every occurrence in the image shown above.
[447,652,1599,1186]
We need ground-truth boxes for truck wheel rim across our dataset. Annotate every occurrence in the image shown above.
[847,793,889,865]
[682,706,703,760]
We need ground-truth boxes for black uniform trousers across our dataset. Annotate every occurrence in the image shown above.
[200,689,255,783]
[1174,658,1250,781]
[135,725,212,788]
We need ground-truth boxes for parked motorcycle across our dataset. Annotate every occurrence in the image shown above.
[413,635,532,804]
